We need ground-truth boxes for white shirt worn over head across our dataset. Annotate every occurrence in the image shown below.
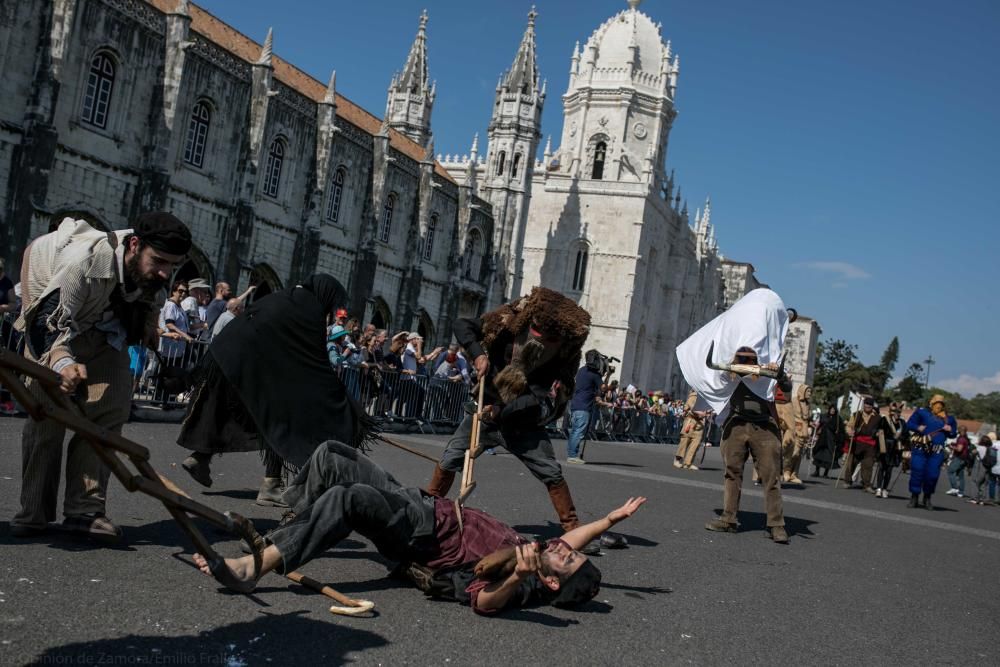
[674,288,790,423]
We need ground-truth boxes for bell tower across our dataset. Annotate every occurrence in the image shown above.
[385,11,435,146]
[482,7,545,304]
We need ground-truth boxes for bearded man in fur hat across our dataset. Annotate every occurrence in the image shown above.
[426,287,598,541]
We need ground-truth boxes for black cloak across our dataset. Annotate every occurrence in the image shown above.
[178,274,374,468]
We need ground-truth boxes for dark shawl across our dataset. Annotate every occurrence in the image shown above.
[182,275,373,468]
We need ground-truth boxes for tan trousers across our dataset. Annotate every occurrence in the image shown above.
[676,427,704,466]
[14,330,131,528]
[782,433,806,477]
[720,419,785,528]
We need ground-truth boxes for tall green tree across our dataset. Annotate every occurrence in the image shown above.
[892,363,925,403]
[880,336,900,374]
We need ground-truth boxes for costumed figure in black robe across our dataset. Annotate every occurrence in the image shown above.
[875,402,908,498]
[425,288,613,548]
[177,274,373,504]
[812,404,843,478]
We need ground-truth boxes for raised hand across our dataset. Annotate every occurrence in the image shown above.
[607,496,647,525]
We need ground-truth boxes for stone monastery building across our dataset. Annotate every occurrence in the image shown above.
[0,0,778,395]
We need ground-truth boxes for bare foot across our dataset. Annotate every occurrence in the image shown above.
[193,552,258,592]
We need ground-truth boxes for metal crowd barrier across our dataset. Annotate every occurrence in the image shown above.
[545,402,682,445]
[0,312,25,413]
[130,338,211,408]
[1,308,689,445]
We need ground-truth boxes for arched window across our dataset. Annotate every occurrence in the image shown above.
[263,137,285,198]
[183,100,211,168]
[512,153,522,179]
[592,141,607,180]
[326,167,347,222]
[464,228,484,280]
[571,246,589,291]
[379,193,396,243]
[423,213,437,261]
[81,52,116,129]
[496,151,506,177]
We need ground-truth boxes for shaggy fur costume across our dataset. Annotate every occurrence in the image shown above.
[481,287,591,411]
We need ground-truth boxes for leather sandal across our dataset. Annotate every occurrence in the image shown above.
[60,513,122,544]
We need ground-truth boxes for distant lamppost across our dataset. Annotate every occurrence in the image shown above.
[923,355,935,389]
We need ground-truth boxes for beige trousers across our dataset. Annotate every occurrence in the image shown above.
[14,330,131,528]
[677,426,704,466]
[720,419,785,528]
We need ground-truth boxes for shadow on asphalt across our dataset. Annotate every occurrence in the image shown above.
[711,510,818,539]
[32,613,389,664]
[510,523,660,549]
[201,489,259,500]
[599,582,673,597]
[501,600,612,626]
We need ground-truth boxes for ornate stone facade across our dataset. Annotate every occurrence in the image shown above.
[0,0,493,345]
[442,2,754,395]
[0,0,816,390]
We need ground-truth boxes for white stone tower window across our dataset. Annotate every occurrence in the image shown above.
[496,151,506,177]
[183,101,212,168]
[423,213,438,261]
[81,52,116,129]
[464,228,484,280]
[262,138,285,198]
[591,141,607,180]
[571,246,589,291]
[326,167,347,222]
[379,193,397,243]
[512,153,522,179]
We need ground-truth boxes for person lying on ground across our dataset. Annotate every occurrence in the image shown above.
[192,440,646,615]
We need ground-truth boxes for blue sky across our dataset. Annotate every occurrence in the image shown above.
[198,0,999,395]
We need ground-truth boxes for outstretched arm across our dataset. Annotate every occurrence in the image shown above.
[562,497,646,551]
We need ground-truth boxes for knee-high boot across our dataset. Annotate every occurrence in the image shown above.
[426,464,456,498]
[546,480,579,532]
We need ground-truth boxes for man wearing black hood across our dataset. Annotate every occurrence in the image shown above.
[192,440,646,615]
[178,274,374,506]
[13,212,192,541]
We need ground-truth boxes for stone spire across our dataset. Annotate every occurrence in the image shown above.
[503,6,540,95]
[385,11,434,145]
[543,135,552,158]
[396,10,431,96]
[323,70,337,105]
[258,27,273,67]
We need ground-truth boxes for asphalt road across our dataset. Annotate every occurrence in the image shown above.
[1,416,997,666]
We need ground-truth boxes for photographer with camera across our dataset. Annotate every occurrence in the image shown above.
[565,350,614,464]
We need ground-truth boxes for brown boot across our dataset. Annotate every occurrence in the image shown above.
[426,465,456,498]
[546,480,579,532]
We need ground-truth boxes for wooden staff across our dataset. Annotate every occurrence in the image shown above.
[455,379,487,530]
[0,349,368,617]
[285,571,375,616]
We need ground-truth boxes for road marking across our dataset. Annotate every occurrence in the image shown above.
[573,463,1000,542]
[384,435,1000,542]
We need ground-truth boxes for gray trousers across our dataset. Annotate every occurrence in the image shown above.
[15,331,130,528]
[438,414,564,487]
[271,441,436,573]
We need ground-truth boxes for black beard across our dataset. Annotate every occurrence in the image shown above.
[124,253,167,295]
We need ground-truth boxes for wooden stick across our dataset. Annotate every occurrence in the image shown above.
[285,571,375,616]
[375,434,439,463]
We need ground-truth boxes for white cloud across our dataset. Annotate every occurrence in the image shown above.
[937,371,1000,397]
[794,261,871,280]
